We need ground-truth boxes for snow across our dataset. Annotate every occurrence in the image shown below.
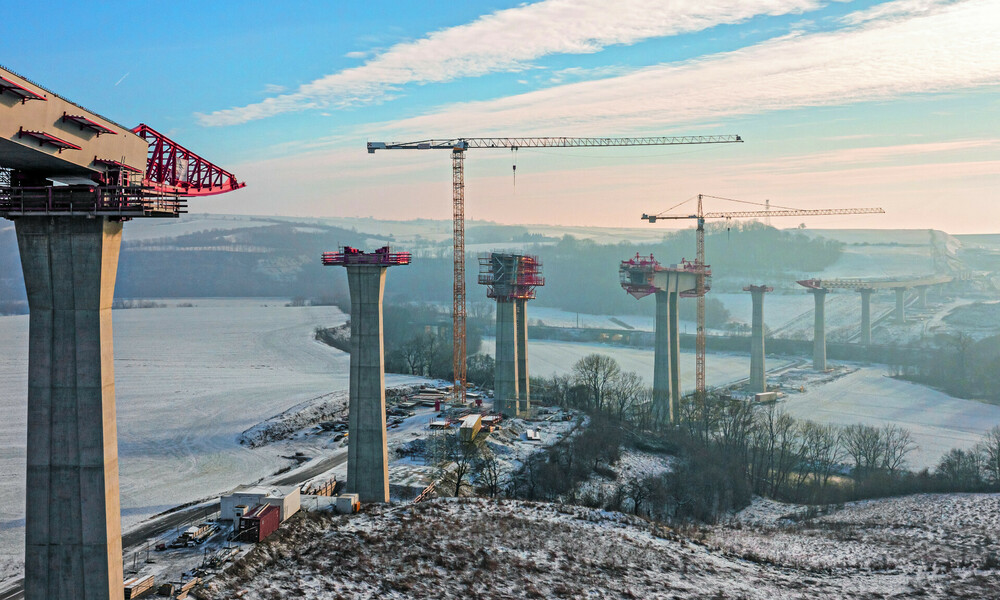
[0,299,422,576]
[206,495,1000,599]
[780,365,1000,469]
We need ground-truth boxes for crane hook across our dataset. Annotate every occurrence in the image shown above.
[511,147,518,190]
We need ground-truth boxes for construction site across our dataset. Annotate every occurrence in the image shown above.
[3,28,1000,599]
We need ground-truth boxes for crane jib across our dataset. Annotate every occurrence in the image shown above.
[368,135,742,153]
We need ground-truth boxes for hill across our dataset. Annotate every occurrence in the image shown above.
[202,495,1000,599]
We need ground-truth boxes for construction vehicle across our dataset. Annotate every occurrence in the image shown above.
[368,135,744,404]
[642,194,883,399]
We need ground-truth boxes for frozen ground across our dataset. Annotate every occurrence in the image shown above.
[710,493,1000,575]
[205,495,1000,599]
[780,366,1000,469]
[0,299,427,579]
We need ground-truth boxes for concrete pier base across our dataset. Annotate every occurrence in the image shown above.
[494,299,520,416]
[810,288,828,371]
[859,288,873,346]
[652,292,672,424]
[515,299,529,413]
[747,286,768,393]
[16,216,124,600]
[346,265,390,503]
[917,286,928,309]
[894,287,906,323]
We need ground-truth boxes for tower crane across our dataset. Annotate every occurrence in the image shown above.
[642,194,884,401]
[368,135,744,404]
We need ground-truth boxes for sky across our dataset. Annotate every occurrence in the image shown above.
[3,0,999,232]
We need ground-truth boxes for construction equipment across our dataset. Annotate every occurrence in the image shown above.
[642,194,883,399]
[368,135,744,403]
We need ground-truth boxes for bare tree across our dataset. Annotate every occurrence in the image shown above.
[843,423,884,478]
[474,446,503,498]
[608,371,645,420]
[880,424,916,475]
[977,426,1000,484]
[572,354,621,412]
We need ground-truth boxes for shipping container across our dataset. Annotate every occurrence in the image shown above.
[238,504,280,542]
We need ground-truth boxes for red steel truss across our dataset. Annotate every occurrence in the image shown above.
[132,124,245,197]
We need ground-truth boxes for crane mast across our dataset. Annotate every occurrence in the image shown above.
[643,195,884,401]
[369,135,744,405]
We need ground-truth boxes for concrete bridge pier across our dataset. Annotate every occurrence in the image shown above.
[515,298,530,413]
[859,288,874,346]
[652,291,673,424]
[495,299,520,416]
[745,285,772,393]
[894,287,907,323]
[916,285,928,309]
[668,289,681,422]
[16,216,124,600]
[810,288,828,371]
[344,264,393,503]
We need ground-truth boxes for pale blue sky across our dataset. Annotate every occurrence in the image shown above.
[3,0,998,232]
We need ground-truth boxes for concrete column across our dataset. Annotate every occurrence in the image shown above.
[494,299,519,416]
[748,287,767,393]
[346,265,390,503]
[668,290,681,423]
[916,286,928,309]
[894,287,906,323]
[859,288,873,346]
[515,298,529,414]
[651,292,672,424]
[16,217,124,600]
[811,289,828,371]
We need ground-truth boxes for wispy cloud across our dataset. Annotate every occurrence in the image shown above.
[370,0,1000,137]
[197,0,822,126]
[839,0,962,25]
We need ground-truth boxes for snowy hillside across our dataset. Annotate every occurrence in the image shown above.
[205,495,1000,599]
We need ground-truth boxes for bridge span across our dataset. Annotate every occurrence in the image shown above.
[797,274,953,370]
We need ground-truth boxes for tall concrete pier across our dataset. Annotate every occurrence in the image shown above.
[810,288,828,371]
[17,217,123,600]
[1,65,245,600]
[744,285,773,394]
[515,299,529,404]
[323,246,411,503]
[621,254,701,425]
[478,253,544,417]
[859,288,874,346]
[652,292,673,423]
[494,298,519,413]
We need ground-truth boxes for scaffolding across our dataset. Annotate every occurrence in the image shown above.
[478,253,544,300]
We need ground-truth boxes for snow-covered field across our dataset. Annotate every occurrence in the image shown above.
[781,366,1000,469]
[206,494,1000,599]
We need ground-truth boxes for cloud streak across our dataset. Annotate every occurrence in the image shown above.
[370,0,1000,137]
[197,0,822,126]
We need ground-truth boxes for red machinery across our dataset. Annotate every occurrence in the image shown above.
[132,124,245,197]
